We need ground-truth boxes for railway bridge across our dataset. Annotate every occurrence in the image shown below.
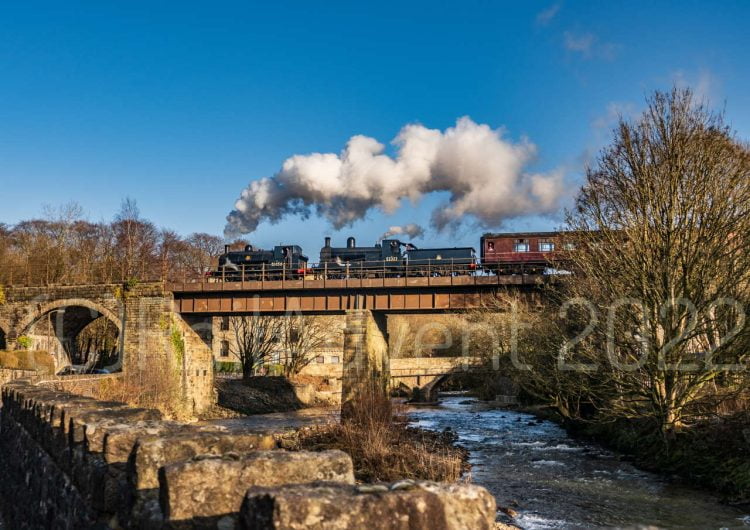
[0,273,548,412]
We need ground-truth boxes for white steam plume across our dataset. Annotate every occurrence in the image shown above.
[225,117,564,236]
[380,224,425,241]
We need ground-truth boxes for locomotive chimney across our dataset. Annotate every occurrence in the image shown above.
[347,236,356,248]
[224,244,230,254]
[324,236,331,248]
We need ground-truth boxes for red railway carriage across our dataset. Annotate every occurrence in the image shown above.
[481,231,564,274]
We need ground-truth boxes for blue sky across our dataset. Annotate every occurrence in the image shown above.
[1,1,748,253]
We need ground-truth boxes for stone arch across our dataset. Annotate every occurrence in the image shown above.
[18,298,121,337]
[18,298,122,371]
[415,373,450,403]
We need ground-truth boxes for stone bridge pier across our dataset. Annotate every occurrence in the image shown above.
[341,308,488,411]
[341,309,390,416]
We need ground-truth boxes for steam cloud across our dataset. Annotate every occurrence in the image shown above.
[380,224,425,241]
[225,117,564,236]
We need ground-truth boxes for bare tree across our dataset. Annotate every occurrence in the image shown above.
[185,233,225,277]
[563,88,750,435]
[113,198,158,280]
[229,316,283,380]
[280,315,333,377]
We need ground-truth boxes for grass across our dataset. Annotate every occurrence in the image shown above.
[293,382,467,483]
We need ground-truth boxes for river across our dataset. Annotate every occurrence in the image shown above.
[407,394,749,530]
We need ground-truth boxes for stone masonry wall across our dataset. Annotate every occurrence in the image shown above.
[0,378,496,529]
[0,283,214,416]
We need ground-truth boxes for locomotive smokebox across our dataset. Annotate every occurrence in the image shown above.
[324,236,331,248]
[347,237,356,248]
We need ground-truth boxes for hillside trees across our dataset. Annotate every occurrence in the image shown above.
[0,199,225,285]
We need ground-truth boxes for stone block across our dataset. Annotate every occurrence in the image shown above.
[240,481,497,530]
[159,450,354,525]
[130,431,278,491]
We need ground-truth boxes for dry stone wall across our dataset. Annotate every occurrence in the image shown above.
[0,379,496,529]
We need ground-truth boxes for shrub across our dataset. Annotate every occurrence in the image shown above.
[16,335,31,350]
[0,349,54,373]
[32,350,55,374]
[296,382,466,483]
[215,361,242,373]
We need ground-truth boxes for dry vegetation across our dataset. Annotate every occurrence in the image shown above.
[69,366,189,420]
[0,350,55,374]
[291,383,467,483]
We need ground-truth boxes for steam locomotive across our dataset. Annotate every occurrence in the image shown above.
[318,236,476,277]
[214,244,309,280]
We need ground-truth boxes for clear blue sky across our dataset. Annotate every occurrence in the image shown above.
[1,1,748,252]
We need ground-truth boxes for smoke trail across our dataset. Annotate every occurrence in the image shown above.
[226,117,564,236]
[380,224,425,241]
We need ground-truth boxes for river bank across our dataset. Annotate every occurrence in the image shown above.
[407,395,750,530]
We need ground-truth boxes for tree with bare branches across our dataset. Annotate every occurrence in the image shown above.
[562,88,750,435]
[229,316,282,380]
[280,315,333,377]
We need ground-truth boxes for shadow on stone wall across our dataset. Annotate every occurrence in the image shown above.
[215,376,306,415]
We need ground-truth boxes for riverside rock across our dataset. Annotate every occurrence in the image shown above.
[159,449,354,523]
[240,481,497,530]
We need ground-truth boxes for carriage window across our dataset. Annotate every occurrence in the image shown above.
[539,240,555,252]
[513,239,529,252]
[316,356,325,364]
[487,242,495,251]
[563,242,576,251]
[330,355,340,364]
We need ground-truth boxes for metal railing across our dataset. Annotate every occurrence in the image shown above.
[188,258,480,284]
[0,254,556,288]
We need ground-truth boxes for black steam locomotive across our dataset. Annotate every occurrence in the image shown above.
[318,236,476,277]
[318,236,405,276]
[214,244,309,280]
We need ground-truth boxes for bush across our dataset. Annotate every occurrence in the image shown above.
[215,361,242,373]
[86,365,186,420]
[16,335,31,349]
[295,382,466,483]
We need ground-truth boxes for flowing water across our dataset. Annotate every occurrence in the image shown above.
[407,395,750,530]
